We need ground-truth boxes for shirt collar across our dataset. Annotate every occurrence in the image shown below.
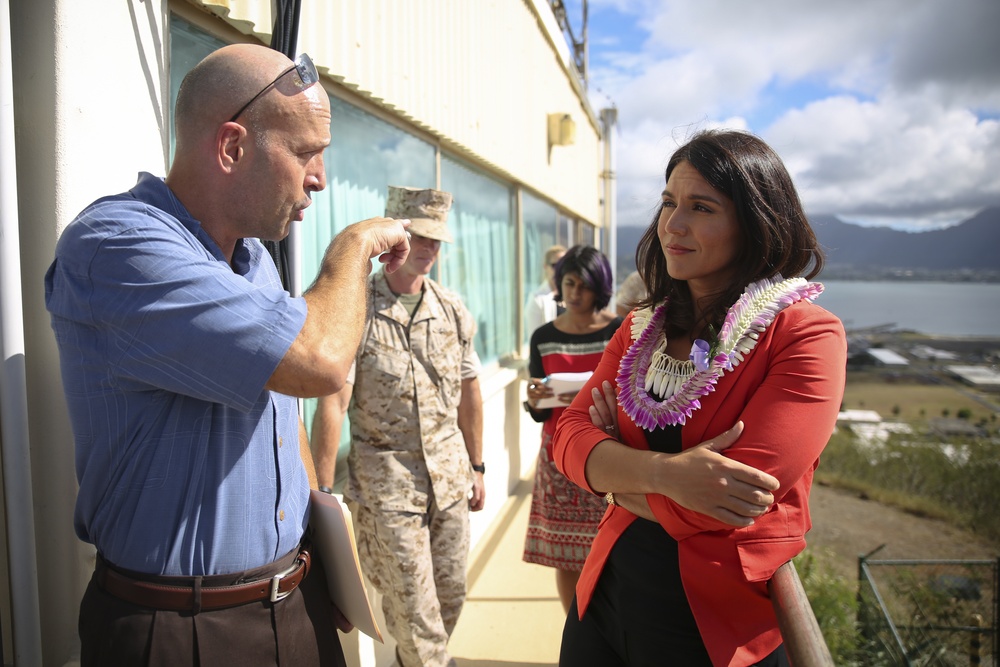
[130,172,259,273]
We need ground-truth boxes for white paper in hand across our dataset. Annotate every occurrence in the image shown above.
[535,371,594,409]
[309,490,384,642]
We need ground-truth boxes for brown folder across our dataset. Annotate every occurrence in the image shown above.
[309,490,383,642]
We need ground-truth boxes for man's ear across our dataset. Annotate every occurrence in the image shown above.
[217,122,246,173]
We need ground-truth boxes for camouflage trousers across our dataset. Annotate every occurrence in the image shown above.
[354,496,470,667]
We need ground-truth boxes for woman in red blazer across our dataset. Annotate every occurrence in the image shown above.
[552,129,847,667]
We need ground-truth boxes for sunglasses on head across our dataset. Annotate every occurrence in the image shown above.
[228,53,319,123]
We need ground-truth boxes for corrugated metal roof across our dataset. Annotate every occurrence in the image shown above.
[947,365,1000,386]
[867,348,910,365]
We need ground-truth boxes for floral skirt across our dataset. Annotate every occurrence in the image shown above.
[522,430,608,571]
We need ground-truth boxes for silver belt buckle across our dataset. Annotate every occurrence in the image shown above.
[268,557,302,603]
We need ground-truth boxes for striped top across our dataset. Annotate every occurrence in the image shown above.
[528,317,624,435]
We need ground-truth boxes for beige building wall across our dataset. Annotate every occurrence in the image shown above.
[2,1,607,665]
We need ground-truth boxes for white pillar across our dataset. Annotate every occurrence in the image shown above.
[0,0,43,662]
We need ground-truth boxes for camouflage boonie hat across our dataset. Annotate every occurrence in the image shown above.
[385,186,454,243]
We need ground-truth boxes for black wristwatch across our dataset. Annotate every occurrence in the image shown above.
[471,462,486,474]
[318,485,334,495]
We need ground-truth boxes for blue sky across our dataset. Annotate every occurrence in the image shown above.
[559,0,1000,230]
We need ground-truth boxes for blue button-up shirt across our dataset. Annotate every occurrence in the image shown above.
[45,173,309,576]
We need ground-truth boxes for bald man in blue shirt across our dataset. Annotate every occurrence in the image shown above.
[45,44,409,666]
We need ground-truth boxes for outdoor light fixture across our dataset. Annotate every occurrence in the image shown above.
[548,113,576,147]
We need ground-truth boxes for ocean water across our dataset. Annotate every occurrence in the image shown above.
[816,281,1000,337]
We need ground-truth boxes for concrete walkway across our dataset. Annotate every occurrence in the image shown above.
[449,480,566,667]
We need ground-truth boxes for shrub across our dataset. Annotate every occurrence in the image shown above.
[795,550,860,664]
[818,430,1000,544]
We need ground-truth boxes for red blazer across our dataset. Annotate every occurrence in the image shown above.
[552,300,846,667]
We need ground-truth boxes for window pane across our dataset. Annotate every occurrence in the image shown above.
[577,221,596,247]
[302,97,436,485]
[522,192,558,344]
[440,156,515,365]
[303,96,437,283]
[168,16,226,164]
[558,213,575,247]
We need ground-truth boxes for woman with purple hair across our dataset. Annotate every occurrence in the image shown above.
[523,245,623,612]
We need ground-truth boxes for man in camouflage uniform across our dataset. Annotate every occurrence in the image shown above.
[312,186,485,667]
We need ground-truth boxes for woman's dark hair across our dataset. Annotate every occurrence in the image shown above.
[634,129,824,338]
[553,245,614,312]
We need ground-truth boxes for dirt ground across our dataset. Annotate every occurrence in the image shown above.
[806,481,999,580]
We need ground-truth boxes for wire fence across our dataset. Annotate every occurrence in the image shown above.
[857,548,998,666]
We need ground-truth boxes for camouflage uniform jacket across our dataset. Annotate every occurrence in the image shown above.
[345,272,480,513]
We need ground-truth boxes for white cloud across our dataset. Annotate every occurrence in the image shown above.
[766,94,1000,228]
[579,0,1000,229]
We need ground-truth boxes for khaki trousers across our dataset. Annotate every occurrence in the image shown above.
[354,496,470,667]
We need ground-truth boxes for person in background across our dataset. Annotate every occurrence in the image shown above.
[525,244,568,337]
[614,269,646,318]
[553,129,847,666]
[312,186,484,667]
[44,44,410,666]
[522,245,623,613]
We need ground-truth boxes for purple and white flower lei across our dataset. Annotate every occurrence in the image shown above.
[616,276,824,430]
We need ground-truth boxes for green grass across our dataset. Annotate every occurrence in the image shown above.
[799,369,1000,663]
[830,369,1000,542]
[817,429,1000,544]
[794,549,860,664]
[842,377,997,426]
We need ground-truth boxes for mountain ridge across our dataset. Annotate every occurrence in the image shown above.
[614,206,1000,282]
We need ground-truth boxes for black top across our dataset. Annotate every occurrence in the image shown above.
[596,423,713,663]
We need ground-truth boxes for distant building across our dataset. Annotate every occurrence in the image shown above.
[910,345,959,361]
[946,365,1000,391]
[836,410,917,445]
[837,409,883,423]
[867,348,910,366]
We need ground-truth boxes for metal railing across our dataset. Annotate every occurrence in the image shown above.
[769,560,836,666]
[857,546,998,666]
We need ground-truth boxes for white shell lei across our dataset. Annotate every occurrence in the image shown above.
[646,352,696,398]
[616,276,824,429]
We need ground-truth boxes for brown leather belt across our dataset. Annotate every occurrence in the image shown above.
[97,549,311,612]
